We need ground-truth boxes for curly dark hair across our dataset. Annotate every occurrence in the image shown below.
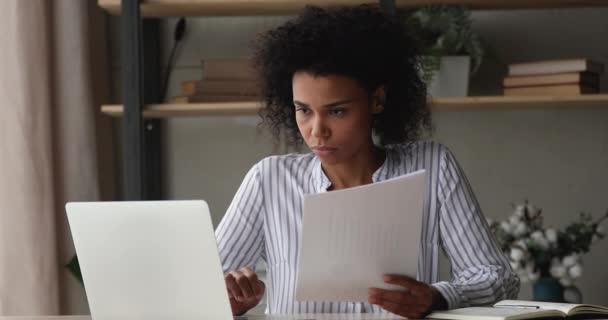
[253,5,432,146]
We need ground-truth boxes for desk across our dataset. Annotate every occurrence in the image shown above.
[0,314,408,320]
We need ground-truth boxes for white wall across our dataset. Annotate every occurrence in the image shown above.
[109,8,608,305]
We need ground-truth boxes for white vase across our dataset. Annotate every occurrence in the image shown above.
[427,55,471,97]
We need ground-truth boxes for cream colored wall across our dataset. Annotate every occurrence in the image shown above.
[109,8,608,306]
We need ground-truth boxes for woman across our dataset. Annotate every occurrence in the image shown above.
[215,5,519,318]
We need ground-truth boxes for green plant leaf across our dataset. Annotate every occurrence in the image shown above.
[65,254,83,285]
[405,5,484,75]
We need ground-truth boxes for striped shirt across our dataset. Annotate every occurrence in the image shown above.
[215,140,519,314]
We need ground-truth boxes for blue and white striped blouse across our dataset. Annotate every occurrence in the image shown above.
[215,140,519,314]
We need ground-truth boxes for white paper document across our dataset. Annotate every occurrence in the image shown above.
[295,169,427,302]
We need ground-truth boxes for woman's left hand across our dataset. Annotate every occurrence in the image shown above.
[368,275,447,319]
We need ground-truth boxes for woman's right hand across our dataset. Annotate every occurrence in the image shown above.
[224,267,265,316]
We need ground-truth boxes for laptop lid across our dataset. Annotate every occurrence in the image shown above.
[66,200,232,320]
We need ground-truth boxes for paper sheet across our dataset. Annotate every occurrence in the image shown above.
[295,170,427,302]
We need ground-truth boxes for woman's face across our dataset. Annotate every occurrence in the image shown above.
[292,71,382,165]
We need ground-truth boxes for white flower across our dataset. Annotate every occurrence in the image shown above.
[513,222,528,237]
[515,239,528,251]
[528,270,540,281]
[510,261,520,271]
[530,231,549,249]
[501,221,514,234]
[509,215,521,226]
[550,264,567,278]
[514,205,526,217]
[594,225,605,242]
[568,263,583,279]
[530,230,544,241]
[562,254,579,268]
[510,248,526,261]
[545,228,557,243]
[559,276,573,287]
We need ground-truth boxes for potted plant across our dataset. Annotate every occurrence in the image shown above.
[404,5,485,97]
[487,201,607,303]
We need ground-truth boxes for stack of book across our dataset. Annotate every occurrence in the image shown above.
[503,58,604,96]
[172,58,260,103]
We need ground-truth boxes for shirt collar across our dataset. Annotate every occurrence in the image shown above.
[311,147,391,193]
[312,156,332,193]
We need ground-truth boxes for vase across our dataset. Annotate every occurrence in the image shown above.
[533,277,564,302]
[427,56,470,97]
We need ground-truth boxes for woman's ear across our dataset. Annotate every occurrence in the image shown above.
[371,86,386,114]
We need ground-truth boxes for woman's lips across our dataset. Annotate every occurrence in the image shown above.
[312,146,338,157]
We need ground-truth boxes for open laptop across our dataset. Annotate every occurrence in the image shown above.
[67,200,233,320]
[67,200,405,320]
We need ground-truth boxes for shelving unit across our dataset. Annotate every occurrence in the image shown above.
[102,0,608,200]
[101,95,608,118]
[99,0,608,16]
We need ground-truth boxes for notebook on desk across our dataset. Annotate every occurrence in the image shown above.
[67,200,406,320]
[427,299,608,320]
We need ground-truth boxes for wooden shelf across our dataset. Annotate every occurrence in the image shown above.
[101,101,262,117]
[98,0,608,16]
[101,95,608,118]
[431,95,608,111]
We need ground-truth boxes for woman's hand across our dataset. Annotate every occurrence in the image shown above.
[224,267,265,316]
[368,275,447,319]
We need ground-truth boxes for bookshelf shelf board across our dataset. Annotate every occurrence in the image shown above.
[101,95,608,118]
[98,0,608,17]
[432,95,608,111]
[101,102,262,117]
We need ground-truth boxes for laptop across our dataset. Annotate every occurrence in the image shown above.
[66,200,233,320]
[67,200,405,320]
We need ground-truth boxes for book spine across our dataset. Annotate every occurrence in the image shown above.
[508,61,588,76]
[503,85,597,96]
[171,95,259,103]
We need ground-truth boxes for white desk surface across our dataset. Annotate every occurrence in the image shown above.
[0,314,408,320]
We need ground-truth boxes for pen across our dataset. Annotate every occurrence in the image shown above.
[495,305,540,309]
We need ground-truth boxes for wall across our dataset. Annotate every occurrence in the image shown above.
[109,8,608,306]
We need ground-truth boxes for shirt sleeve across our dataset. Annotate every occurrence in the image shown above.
[431,147,520,309]
[215,163,266,273]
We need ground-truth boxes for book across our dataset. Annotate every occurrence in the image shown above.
[171,95,260,103]
[180,79,259,96]
[503,72,599,88]
[202,58,256,80]
[508,59,604,76]
[427,299,608,320]
[503,84,598,96]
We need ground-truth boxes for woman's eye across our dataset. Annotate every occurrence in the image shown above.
[295,107,310,114]
[330,108,345,116]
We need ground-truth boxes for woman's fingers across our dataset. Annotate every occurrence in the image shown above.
[225,273,244,301]
[225,267,264,301]
[233,269,255,297]
[241,267,264,296]
[383,274,427,295]
[368,275,437,318]
[368,288,410,304]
